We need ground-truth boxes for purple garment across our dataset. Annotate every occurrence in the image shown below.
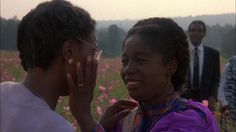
[151,100,218,131]
[113,100,219,132]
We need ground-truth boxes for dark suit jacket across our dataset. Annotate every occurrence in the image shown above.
[184,45,220,101]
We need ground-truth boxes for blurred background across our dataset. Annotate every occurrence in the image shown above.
[0,0,235,131]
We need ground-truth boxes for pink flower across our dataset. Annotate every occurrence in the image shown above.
[109,98,117,105]
[58,96,64,103]
[64,106,69,110]
[99,86,106,93]
[71,121,77,130]
[202,100,209,107]
[108,86,113,91]
[63,106,71,115]
[96,106,103,116]
[97,93,108,102]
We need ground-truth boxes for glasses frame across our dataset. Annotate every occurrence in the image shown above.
[76,37,102,61]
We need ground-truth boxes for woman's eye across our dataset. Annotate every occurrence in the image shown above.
[136,58,147,64]
[121,58,128,66]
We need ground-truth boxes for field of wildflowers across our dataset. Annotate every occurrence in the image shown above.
[1,50,235,131]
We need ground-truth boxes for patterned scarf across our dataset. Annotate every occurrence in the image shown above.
[131,95,182,132]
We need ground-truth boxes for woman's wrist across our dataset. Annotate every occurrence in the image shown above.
[74,112,97,132]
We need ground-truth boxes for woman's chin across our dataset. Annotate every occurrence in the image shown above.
[128,92,143,102]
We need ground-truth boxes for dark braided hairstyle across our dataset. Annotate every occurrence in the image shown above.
[17,0,95,71]
[123,18,189,92]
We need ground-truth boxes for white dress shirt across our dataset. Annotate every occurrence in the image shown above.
[189,42,204,87]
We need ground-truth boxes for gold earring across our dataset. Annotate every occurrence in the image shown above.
[68,58,73,64]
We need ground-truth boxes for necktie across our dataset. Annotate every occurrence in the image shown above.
[193,47,199,89]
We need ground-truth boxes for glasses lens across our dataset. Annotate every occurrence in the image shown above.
[76,37,102,60]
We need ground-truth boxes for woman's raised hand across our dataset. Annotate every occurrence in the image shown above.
[67,56,98,132]
[67,56,137,131]
[100,100,138,131]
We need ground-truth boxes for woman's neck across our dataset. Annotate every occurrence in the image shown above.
[23,69,60,110]
[141,92,179,107]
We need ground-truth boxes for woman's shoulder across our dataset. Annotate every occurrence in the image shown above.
[0,81,22,95]
[184,99,210,118]
[175,99,216,124]
[0,81,19,87]
[151,99,219,132]
[38,110,74,132]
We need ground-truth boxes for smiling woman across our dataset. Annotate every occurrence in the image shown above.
[121,35,173,104]
[114,18,219,132]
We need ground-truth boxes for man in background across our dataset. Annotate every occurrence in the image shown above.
[182,20,220,110]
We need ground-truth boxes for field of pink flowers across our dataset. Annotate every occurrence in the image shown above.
[1,50,235,131]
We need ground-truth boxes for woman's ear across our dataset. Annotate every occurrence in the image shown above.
[61,40,74,64]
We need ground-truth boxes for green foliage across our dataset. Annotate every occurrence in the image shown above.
[214,102,236,132]
[6,64,24,81]
[204,24,236,58]
[0,17,19,50]
[221,27,236,59]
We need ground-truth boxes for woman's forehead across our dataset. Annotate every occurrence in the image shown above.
[124,35,145,47]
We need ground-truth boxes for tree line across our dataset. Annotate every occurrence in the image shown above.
[1,17,235,59]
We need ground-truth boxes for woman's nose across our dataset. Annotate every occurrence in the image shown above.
[123,61,136,74]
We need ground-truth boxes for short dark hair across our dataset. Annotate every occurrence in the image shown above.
[188,20,206,34]
[123,18,189,92]
[17,0,95,71]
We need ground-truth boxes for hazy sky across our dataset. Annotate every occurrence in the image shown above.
[1,0,235,20]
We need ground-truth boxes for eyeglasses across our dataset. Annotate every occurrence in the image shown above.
[76,37,103,61]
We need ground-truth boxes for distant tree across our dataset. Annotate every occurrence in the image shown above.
[0,16,19,50]
[107,24,125,57]
[97,24,126,58]
[1,16,235,59]
[204,24,235,52]
[97,28,109,57]
[221,26,236,59]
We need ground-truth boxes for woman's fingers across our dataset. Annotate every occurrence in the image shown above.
[111,100,138,109]
[106,99,138,114]
[68,57,97,96]
[85,57,91,87]
[84,56,97,95]
[76,62,84,87]
[67,73,76,93]
[112,108,131,121]
[91,57,98,90]
[100,100,137,131]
